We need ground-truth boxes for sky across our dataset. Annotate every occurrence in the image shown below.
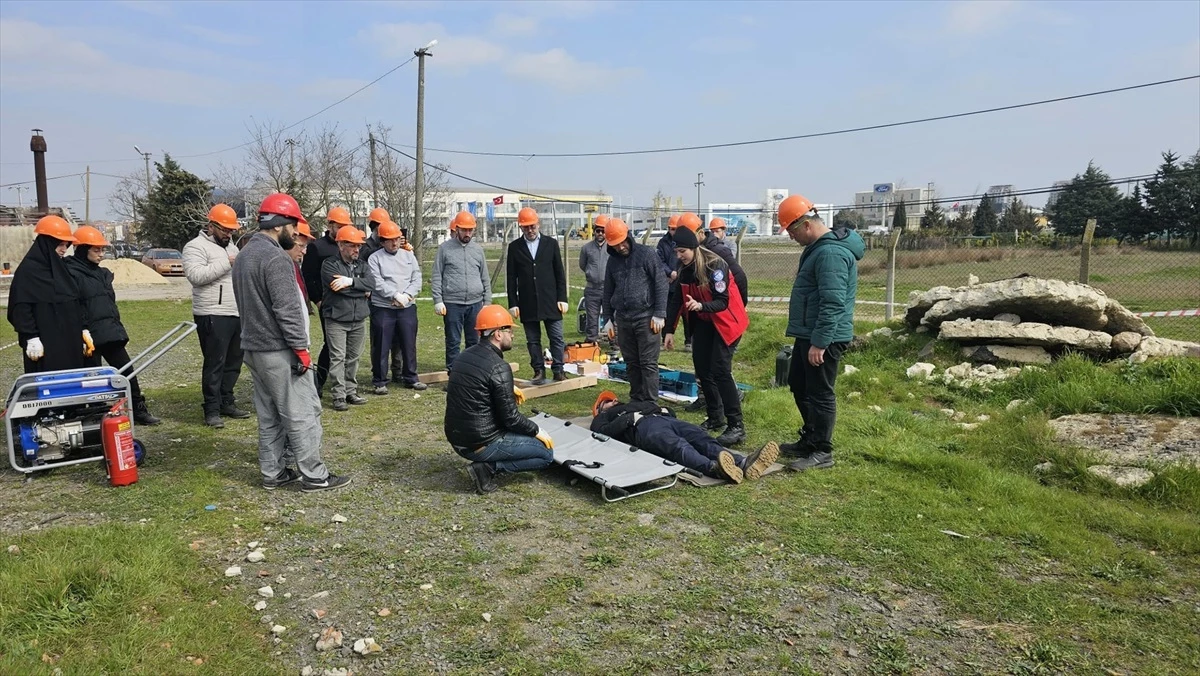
[1,0,1198,220]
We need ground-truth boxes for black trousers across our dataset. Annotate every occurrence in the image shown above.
[788,338,846,452]
[195,315,244,415]
[370,305,418,386]
[87,341,144,402]
[617,318,661,402]
[315,313,331,393]
[692,321,741,425]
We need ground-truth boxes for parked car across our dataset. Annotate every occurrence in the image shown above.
[141,248,185,276]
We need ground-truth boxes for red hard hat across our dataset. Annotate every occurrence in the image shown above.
[73,225,109,247]
[336,227,366,244]
[777,194,817,230]
[34,215,75,242]
[517,207,539,226]
[327,206,352,227]
[208,203,240,230]
[259,193,303,221]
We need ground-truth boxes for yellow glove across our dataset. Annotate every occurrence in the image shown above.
[535,427,554,450]
[513,386,526,405]
[82,330,95,357]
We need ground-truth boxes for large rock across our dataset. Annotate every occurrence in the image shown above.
[961,344,1052,365]
[1110,331,1142,354]
[1102,300,1154,336]
[1086,465,1155,488]
[905,286,955,327]
[938,319,1112,353]
[1128,336,1200,363]
[1049,413,1200,467]
[921,278,1110,330]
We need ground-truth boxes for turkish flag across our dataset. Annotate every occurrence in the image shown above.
[493,196,504,205]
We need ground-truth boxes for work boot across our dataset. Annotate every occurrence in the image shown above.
[700,417,727,432]
[466,462,499,494]
[220,403,250,419]
[301,473,353,493]
[741,441,781,481]
[262,467,302,490]
[552,370,567,382]
[402,381,429,391]
[780,428,815,458]
[716,422,746,446]
[530,369,549,386]
[133,398,161,426]
[685,395,707,413]
[373,385,389,395]
[204,413,225,428]
[789,450,835,472]
[331,399,349,412]
[346,393,368,405]
[715,451,744,484]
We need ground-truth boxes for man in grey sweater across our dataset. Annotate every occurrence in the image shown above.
[432,211,491,370]
[578,214,610,343]
[232,193,351,493]
[368,220,425,394]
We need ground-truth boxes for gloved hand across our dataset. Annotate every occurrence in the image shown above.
[535,426,554,450]
[293,348,312,374]
[25,337,44,361]
[329,276,353,292]
[82,330,95,357]
[434,302,447,316]
[603,320,615,341]
[650,316,665,334]
[513,386,525,405]
[393,293,412,308]
[509,307,520,320]
[557,301,568,314]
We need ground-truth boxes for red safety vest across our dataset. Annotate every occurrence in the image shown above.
[679,275,749,346]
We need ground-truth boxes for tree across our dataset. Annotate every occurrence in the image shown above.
[999,198,1037,234]
[140,154,212,251]
[891,200,908,231]
[1144,150,1200,245]
[107,169,149,227]
[1044,161,1122,238]
[1112,185,1152,243]
[919,202,945,231]
[368,124,451,254]
[947,204,974,236]
[972,197,998,235]
[832,208,866,231]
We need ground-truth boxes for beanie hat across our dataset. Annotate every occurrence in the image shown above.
[672,226,699,250]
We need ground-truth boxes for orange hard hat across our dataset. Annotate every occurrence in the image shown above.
[594,214,610,228]
[73,225,109,247]
[451,211,477,229]
[517,207,539,226]
[378,220,402,240]
[295,221,314,240]
[368,207,390,225]
[678,212,702,232]
[777,194,817,230]
[335,227,366,244]
[327,206,352,227]
[605,218,629,246]
[207,203,239,230]
[592,390,620,417]
[297,214,308,228]
[667,214,680,230]
[34,215,75,242]
[709,217,727,230]
[475,304,514,332]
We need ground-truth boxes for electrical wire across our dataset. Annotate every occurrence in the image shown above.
[1,173,85,189]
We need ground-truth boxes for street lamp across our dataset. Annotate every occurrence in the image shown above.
[413,39,436,251]
[133,145,152,194]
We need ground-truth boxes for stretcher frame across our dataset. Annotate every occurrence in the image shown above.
[529,410,689,502]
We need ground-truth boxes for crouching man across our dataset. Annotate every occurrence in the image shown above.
[589,391,779,484]
[444,305,555,494]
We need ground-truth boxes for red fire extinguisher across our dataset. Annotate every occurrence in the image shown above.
[102,413,139,486]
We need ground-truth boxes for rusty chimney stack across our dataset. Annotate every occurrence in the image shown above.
[31,129,49,216]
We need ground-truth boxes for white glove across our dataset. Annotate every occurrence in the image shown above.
[434,302,447,316]
[557,301,568,314]
[603,320,615,340]
[394,293,412,308]
[509,306,520,320]
[650,317,665,334]
[329,276,353,292]
[535,426,554,450]
[25,337,44,361]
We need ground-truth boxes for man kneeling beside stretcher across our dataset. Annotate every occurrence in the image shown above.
[589,391,779,484]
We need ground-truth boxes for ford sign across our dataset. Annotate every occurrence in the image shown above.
[873,183,893,194]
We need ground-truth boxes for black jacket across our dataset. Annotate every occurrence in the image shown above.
[301,232,340,305]
[590,400,674,443]
[703,237,748,303]
[602,240,668,322]
[445,341,540,449]
[360,234,382,261]
[655,232,678,277]
[506,235,566,322]
[320,255,374,323]
[64,255,127,346]
[7,236,90,373]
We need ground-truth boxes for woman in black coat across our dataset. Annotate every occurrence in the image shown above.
[6,216,93,374]
[63,226,161,425]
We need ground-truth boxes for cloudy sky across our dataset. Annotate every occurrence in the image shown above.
[1,0,1197,219]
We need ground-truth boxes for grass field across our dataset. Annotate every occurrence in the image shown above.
[1,298,1198,674]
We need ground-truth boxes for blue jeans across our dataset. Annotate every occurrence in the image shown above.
[444,301,483,370]
[457,431,554,474]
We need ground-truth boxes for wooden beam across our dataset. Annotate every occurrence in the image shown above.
[418,362,519,385]
[513,374,598,400]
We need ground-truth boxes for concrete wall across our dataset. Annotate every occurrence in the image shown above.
[1,226,37,273]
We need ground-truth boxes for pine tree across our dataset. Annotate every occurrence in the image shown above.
[139,154,213,251]
[920,202,946,230]
[1144,150,1200,245]
[891,200,908,231]
[1112,185,1152,243]
[999,198,1037,233]
[832,208,866,230]
[1044,162,1122,238]
[972,197,998,235]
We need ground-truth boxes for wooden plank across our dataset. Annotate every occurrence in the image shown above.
[513,374,598,400]
[418,362,519,385]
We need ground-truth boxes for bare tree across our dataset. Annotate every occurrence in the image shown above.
[243,119,294,194]
[300,123,358,221]
[209,160,256,218]
[367,124,451,255]
[107,170,145,224]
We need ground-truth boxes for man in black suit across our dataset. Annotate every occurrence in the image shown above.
[506,207,568,385]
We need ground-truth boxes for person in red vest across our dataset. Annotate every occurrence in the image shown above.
[663,225,750,446]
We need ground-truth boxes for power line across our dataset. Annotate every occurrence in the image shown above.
[403,75,1200,158]
[0,172,85,189]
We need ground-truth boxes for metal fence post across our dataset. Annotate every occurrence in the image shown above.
[1079,218,1097,284]
[885,228,903,321]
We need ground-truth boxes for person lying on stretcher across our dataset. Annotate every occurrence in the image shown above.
[588,391,779,484]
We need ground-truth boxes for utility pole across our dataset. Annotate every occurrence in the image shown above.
[368,130,379,208]
[694,172,705,218]
[413,39,436,251]
[134,145,152,194]
[8,186,29,209]
[85,165,91,223]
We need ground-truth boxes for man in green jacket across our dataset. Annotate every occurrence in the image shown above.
[777,194,865,471]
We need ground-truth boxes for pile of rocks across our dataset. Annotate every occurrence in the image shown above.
[905,276,1199,364]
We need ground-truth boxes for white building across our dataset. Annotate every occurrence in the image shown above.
[444,189,613,242]
[853,183,932,230]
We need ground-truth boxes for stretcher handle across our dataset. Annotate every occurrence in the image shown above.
[120,321,198,380]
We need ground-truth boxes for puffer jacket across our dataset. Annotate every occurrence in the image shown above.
[182,230,239,317]
[787,227,866,348]
[63,255,128,346]
[444,341,540,450]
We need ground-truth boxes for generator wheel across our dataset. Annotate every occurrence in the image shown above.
[133,438,146,467]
